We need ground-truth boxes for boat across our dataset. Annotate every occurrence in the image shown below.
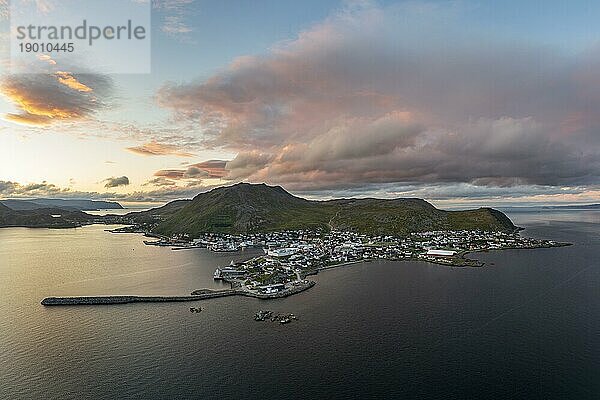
[213,268,223,280]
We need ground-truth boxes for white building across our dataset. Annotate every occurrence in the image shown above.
[259,283,285,294]
[426,249,457,257]
[267,248,298,258]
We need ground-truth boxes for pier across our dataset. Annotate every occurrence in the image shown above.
[41,281,316,306]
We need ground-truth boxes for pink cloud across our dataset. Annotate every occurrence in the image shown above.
[156,2,600,192]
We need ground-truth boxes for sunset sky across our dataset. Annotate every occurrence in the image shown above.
[1,0,599,207]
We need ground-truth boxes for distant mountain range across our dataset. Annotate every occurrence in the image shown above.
[0,198,122,229]
[0,185,520,234]
[0,202,94,229]
[0,199,123,211]
[499,204,600,212]
[544,204,600,210]
[128,183,517,236]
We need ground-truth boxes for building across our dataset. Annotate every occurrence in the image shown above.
[426,249,457,257]
[267,248,298,258]
[259,283,285,294]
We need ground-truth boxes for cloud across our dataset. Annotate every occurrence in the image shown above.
[156,1,600,195]
[37,54,57,65]
[2,178,598,207]
[126,141,194,157]
[55,71,93,92]
[103,176,130,188]
[0,179,214,203]
[162,15,192,35]
[153,159,228,181]
[153,0,195,39]
[153,169,186,180]
[1,73,112,126]
[123,183,221,202]
[0,180,66,197]
[144,177,177,187]
[191,160,228,177]
[0,179,126,201]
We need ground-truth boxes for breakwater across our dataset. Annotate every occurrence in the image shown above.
[41,281,316,306]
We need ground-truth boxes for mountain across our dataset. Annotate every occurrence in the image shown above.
[136,183,517,236]
[323,197,516,235]
[124,199,191,223]
[0,199,123,211]
[0,204,94,228]
[544,204,600,210]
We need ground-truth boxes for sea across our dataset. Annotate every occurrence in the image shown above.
[0,209,598,399]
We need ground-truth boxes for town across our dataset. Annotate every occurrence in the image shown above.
[131,228,568,298]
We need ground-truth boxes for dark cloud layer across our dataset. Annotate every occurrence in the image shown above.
[1,178,598,207]
[152,160,228,184]
[157,2,600,193]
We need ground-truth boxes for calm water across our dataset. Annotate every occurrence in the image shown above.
[0,211,599,399]
[85,208,151,216]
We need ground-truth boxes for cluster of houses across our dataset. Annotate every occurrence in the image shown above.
[201,229,561,294]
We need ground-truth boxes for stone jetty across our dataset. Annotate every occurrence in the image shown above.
[41,281,315,306]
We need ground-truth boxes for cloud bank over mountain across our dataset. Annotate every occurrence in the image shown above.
[157,2,599,196]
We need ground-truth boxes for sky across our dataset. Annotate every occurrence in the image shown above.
[0,0,599,207]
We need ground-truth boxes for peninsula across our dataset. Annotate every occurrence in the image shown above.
[41,183,570,306]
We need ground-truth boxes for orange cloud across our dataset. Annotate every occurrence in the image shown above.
[0,73,111,126]
[2,83,80,125]
[4,112,55,126]
[126,141,194,157]
[55,71,93,92]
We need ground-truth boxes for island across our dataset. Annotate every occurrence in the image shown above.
[39,183,570,306]
[1,198,123,211]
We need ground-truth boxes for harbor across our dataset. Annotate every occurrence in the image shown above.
[44,228,570,307]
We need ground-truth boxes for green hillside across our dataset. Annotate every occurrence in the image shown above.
[153,184,333,235]
[145,183,517,237]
